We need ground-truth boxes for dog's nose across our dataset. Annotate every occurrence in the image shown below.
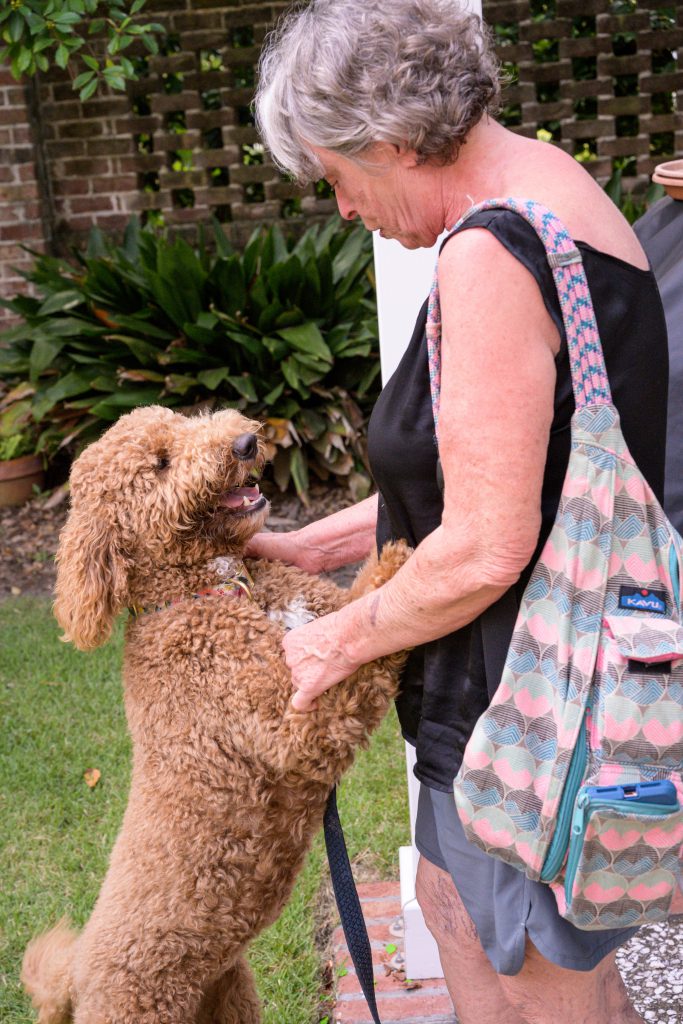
[232,433,258,461]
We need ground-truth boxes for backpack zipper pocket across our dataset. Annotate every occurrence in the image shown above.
[540,705,590,882]
[563,790,683,927]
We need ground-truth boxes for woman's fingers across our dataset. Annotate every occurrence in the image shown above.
[290,689,318,712]
[282,616,357,712]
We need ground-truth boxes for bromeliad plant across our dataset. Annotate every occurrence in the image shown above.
[0,216,381,498]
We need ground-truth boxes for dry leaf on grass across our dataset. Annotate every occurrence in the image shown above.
[84,768,101,788]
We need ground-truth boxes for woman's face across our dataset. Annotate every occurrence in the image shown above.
[310,143,445,249]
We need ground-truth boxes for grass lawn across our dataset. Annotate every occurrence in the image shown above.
[0,597,409,1024]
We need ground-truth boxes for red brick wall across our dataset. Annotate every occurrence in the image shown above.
[0,1,335,324]
[0,71,45,325]
[31,1,336,254]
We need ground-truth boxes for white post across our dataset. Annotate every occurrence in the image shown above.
[372,0,483,979]
[374,229,445,979]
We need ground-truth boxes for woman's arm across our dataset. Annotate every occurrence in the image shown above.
[284,229,561,709]
[245,493,378,573]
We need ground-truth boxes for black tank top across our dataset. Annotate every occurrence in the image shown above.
[367,209,669,791]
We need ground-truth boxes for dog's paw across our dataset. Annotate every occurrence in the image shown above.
[349,540,412,598]
[377,539,412,580]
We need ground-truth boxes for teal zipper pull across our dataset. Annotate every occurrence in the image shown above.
[571,792,590,836]
[565,792,591,905]
[540,705,590,883]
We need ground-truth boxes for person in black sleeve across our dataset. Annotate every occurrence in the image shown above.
[250,2,668,1021]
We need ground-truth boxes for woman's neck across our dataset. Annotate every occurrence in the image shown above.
[438,119,529,229]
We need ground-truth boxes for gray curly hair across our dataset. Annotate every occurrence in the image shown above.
[255,0,501,184]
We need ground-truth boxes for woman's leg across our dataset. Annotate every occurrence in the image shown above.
[497,941,644,1024]
[415,856,525,1024]
[416,857,644,1024]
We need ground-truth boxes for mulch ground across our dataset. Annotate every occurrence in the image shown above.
[0,481,356,600]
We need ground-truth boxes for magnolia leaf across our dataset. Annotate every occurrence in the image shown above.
[55,44,70,69]
[73,69,96,90]
[79,78,99,102]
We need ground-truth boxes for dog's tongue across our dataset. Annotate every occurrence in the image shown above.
[217,485,261,509]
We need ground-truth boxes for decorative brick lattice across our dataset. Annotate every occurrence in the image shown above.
[483,0,683,188]
[33,1,336,249]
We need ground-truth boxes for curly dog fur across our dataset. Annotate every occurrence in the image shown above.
[21,405,408,1024]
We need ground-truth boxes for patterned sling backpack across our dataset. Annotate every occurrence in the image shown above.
[427,197,683,931]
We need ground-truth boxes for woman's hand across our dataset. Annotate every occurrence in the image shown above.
[245,528,318,572]
[282,613,360,711]
[246,494,379,575]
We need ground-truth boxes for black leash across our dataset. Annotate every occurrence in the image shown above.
[323,786,382,1024]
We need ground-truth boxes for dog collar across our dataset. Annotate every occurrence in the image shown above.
[128,563,255,619]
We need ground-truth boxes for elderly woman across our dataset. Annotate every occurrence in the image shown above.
[250,1,668,1022]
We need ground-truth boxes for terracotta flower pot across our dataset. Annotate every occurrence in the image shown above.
[652,159,683,201]
[0,453,45,507]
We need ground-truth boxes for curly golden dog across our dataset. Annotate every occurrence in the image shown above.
[21,405,408,1024]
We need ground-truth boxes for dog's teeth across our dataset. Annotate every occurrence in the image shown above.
[242,496,251,507]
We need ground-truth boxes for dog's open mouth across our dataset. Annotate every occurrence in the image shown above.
[216,484,267,516]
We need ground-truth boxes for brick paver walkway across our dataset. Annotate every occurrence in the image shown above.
[331,881,457,1024]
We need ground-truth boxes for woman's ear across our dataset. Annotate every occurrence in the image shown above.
[53,503,129,651]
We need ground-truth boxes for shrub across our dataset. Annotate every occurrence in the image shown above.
[0,216,381,499]
[604,168,666,224]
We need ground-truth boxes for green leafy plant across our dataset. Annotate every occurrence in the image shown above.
[604,167,666,224]
[0,216,381,499]
[0,430,34,461]
[0,384,42,461]
[0,0,164,100]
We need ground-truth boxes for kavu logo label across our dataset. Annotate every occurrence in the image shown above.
[618,586,668,614]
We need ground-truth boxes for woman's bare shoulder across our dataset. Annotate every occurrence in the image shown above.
[481,138,647,272]
[506,142,649,269]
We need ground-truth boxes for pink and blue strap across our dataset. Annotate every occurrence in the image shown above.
[426,197,612,439]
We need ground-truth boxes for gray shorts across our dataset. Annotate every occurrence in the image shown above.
[415,783,638,976]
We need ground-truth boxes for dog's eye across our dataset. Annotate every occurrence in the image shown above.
[156,453,170,471]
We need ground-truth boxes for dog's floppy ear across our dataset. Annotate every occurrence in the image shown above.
[54,502,129,651]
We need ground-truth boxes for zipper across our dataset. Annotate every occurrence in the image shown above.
[564,794,679,907]
[540,705,590,882]
[670,539,681,616]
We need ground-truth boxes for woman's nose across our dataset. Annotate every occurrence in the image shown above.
[335,192,357,222]
[232,433,258,461]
